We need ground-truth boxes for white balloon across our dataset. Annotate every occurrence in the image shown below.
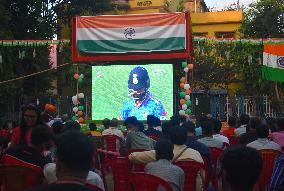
[179,110,185,116]
[182,104,187,110]
[184,84,190,90]
[184,68,189,73]
[80,74,84,79]
[73,107,78,113]
[72,96,78,105]
[185,95,191,100]
[78,93,84,99]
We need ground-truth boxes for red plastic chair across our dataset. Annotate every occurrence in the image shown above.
[0,164,42,191]
[257,149,281,189]
[110,157,132,191]
[129,172,173,191]
[126,149,147,172]
[228,135,239,145]
[98,149,120,191]
[174,160,205,191]
[148,135,160,141]
[209,147,224,188]
[103,135,121,152]
[201,156,210,190]
[85,183,104,191]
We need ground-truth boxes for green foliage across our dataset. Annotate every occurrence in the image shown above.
[193,39,273,96]
[242,0,284,38]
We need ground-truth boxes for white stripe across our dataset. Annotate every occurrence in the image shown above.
[263,52,284,69]
[76,24,186,41]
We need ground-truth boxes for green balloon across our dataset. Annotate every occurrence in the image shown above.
[78,105,84,111]
[179,92,186,98]
[185,109,192,115]
[182,61,187,68]
[78,78,84,84]
[72,115,78,121]
[186,100,192,106]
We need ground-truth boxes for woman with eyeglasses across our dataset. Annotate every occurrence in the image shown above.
[10,104,43,148]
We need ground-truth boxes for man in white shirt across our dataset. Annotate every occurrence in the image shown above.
[102,118,124,139]
[247,124,281,151]
[235,114,250,137]
[212,119,229,145]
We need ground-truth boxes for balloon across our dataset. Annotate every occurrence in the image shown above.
[184,84,190,90]
[80,74,84,79]
[180,77,186,83]
[185,95,190,100]
[78,78,84,85]
[179,110,185,116]
[78,93,84,99]
[180,99,186,105]
[185,109,192,115]
[45,104,56,113]
[179,92,186,98]
[78,105,84,111]
[180,83,185,89]
[182,104,187,110]
[186,100,192,106]
[77,111,83,117]
[185,89,191,95]
[74,73,80,80]
[188,64,194,70]
[78,117,84,124]
[182,62,187,68]
[73,107,78,113]
[72,96,78,105]
[72,115,78,121]
[184,68,189,73]
[45,104,51,111]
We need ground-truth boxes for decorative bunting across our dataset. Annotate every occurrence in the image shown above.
[194,37,284,45]
[0,39,70,47]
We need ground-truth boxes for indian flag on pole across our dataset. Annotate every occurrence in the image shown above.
[76,13,187,53]
[262,43,284,82]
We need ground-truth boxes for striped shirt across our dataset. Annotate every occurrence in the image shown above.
[270,154,284,191]
[145,159,185,191]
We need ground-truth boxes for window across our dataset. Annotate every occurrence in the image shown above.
[215,32,234,38]
[193,32,208,37]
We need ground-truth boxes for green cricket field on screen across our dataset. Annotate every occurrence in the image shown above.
[92,64,173,120]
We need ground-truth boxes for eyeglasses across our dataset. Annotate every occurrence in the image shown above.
[24,115,37,119]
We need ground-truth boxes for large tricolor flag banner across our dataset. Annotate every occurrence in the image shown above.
[262,44,284,82]
[76,13,187,53]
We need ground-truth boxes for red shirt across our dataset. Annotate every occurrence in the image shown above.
[222,128,236,137]
[11,126,32,146]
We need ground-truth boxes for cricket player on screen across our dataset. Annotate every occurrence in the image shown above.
[119,66,167,120]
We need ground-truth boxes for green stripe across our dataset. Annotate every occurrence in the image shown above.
[262,66,284,82]
[77,37,185,53]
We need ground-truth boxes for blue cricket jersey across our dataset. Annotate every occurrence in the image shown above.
[120,93,167,120]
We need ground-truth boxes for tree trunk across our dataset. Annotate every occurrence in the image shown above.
[275,82,284,115]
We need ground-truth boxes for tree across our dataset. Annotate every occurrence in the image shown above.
[242,0,284,38]
[241,0,284,114]
[0,0,57,108]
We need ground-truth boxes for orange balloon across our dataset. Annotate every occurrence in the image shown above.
[78,117,84,124]
[45,104,56,113]
[77,111,83,117]
[180,99,186,105]
[186,89,191,95]
[74,73,80,80]
[45,104,51,111]
[180,77,186,83]
[180,83,185,89]
[188,64,194,70]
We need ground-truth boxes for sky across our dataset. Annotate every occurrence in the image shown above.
[204,0,256,11]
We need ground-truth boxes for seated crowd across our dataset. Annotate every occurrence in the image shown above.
[0,104,284,191]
